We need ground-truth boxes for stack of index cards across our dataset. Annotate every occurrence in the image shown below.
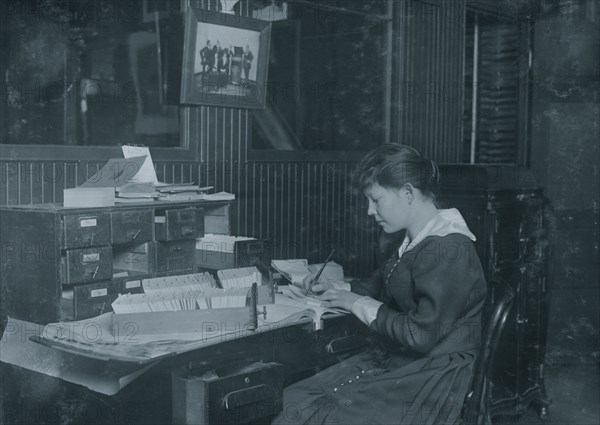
[217,267,262,289]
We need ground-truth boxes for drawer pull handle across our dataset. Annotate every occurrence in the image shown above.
[91,266,99,279]
[173,246,182,252]
[325,336,364,354]
[222,384,273,410]
[181,227,194,236]
[129,229,141,240]
[89,232,95,245]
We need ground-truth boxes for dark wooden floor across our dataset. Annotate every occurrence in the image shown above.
[1,362,598,424]
[495,364,599,425]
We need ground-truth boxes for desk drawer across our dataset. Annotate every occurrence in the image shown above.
[172,362,283,425]
[156,207,204,241]
[154,240,196,272]
[62,213,111,249]
[61,246,113,284]
[111,209,153,245]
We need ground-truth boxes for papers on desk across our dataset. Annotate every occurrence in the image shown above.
[271,259,344,285]
[33,311,258,363]
[308,261,344,281]
[0,316,156,395]
[80,155,148,189]
[116,182,159,199]
[196,234,256,253]
[218,266,262,288]
[155,183,215,201]
[121,145,158,184]
[63,155,149,207]
[62,145,235,206]
[201,191,235,201]
[63,187,115,208]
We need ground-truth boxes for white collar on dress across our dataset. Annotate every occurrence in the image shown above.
[397,208,476,259]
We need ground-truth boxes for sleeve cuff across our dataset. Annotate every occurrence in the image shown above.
[330,281,351,291]
[351,296,383,326]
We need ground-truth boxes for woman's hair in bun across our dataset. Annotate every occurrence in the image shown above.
[353,143,440,199]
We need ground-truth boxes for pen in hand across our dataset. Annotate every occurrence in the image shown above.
[307,249,335,295]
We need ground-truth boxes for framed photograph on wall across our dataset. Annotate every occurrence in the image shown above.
[180,6,271,109]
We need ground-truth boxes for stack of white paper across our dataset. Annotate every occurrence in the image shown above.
[142,272,217,293]
[196,234,256,253]
[218,267,262,288]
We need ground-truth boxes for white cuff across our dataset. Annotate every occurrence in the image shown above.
[351,296,383,327]
[330,281,351,291]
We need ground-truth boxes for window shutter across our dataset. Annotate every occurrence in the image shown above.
[476,22,521,163]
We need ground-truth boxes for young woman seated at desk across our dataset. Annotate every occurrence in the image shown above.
[273,144,487,425]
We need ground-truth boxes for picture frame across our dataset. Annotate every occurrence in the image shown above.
[180,6,271,109]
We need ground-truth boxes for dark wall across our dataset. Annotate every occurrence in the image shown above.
[530,1,600,365]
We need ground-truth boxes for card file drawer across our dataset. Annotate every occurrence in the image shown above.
[172,362,283,425]
[154,240,196,272]
[156,207,205,241]
[61,280,115,320]
[196,240,268,271]
[111,209,153,245]
[62,213,111,249]
[61,246,113,284]
[113,243,153,277]
[112,276,144,296]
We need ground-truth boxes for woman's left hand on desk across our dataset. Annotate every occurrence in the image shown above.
[315,289,362,311]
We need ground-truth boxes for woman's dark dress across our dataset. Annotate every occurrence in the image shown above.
[273,233,487,425]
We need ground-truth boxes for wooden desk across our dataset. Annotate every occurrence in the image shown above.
[1,314,368,425]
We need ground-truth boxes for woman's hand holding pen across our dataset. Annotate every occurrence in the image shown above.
[298,273,340,294]
[298,273,361,311]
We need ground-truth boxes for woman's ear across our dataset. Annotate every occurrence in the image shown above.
[402,184,414,204]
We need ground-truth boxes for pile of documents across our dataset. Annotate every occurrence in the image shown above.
[62,145,235,207]
[154,182,214,201]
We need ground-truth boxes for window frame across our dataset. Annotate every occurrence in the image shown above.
[0,107,197,161]
[0,0,196,162]
[246,0,394,162]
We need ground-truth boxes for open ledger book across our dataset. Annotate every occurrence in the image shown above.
[259,286,348,330]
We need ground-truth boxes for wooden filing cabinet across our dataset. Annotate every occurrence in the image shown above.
[0,200,232,324]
